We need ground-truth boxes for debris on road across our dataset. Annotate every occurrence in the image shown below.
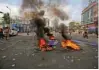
[71,59,74,62]
[32,54,35,56]
[15,54,18,56]
[38,64,43,67]
[19,53,22,55]
[77,59,81,61]
[11,64,15,67]
[2,56,7,59]
[63,56,66,59]
[52,59,56,64]
[12,58,16,61]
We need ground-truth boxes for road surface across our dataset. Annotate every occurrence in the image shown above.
[0,33,98,69]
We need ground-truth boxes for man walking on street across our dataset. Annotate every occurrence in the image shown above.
[83,30,88,39]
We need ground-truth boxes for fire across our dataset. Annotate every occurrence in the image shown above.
[61,40,80,50]
[39,38,53,51]
[39,38,46,48]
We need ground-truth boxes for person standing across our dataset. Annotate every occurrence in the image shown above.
[96,27,98,38]
[4,27,10,40]
[0,28,4,39]
[83,30,88,39]
[95,17,98,38]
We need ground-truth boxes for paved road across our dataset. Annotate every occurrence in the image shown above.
[0,33,98,69]
[71,32,98,45]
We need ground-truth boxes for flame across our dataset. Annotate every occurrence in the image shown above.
[39,38,53,51]
[39,38,46,48]
[61,40,80,50]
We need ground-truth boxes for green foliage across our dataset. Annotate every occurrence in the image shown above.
[69,21,81,31]
[3,13,10,24]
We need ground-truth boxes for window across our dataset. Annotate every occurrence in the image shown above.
[92,0,95,2]
[95,0,98,2]
[89,0,97,4]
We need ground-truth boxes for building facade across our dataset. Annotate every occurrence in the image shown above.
[81,0,98,33]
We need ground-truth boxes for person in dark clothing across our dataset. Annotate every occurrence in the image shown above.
[96,27,98,38]
[95,18,98,38]
[83,31,88,39]
[0,28,4,39]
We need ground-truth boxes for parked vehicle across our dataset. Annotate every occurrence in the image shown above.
[9,29,18,36]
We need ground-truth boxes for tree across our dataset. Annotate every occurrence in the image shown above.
[3,13,10,24]
[69,21,80,31]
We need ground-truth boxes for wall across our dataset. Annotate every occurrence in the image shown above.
[81,1,98,25]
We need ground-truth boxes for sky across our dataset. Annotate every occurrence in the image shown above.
[0,0,22,17]
[0,0,88,22]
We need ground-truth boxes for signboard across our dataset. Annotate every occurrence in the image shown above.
[87,23,95,27]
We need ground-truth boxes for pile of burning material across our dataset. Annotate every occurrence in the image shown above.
[60,23,81,51]
[48,34,58,49]
[39,37,80,51]
[61,40,80,50]
[39,38,53,52]
[39,32,58,52]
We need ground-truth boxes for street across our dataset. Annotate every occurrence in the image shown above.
[0,32,98,69]
[0,0,98,69]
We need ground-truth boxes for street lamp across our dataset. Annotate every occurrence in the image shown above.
[6,6,11,14]
[6,6,11,28]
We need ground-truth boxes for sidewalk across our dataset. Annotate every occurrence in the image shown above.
[18,33,33,36]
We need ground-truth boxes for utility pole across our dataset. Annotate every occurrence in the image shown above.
[6,6,11,28]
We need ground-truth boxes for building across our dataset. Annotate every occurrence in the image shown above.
[81,0,98,33]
